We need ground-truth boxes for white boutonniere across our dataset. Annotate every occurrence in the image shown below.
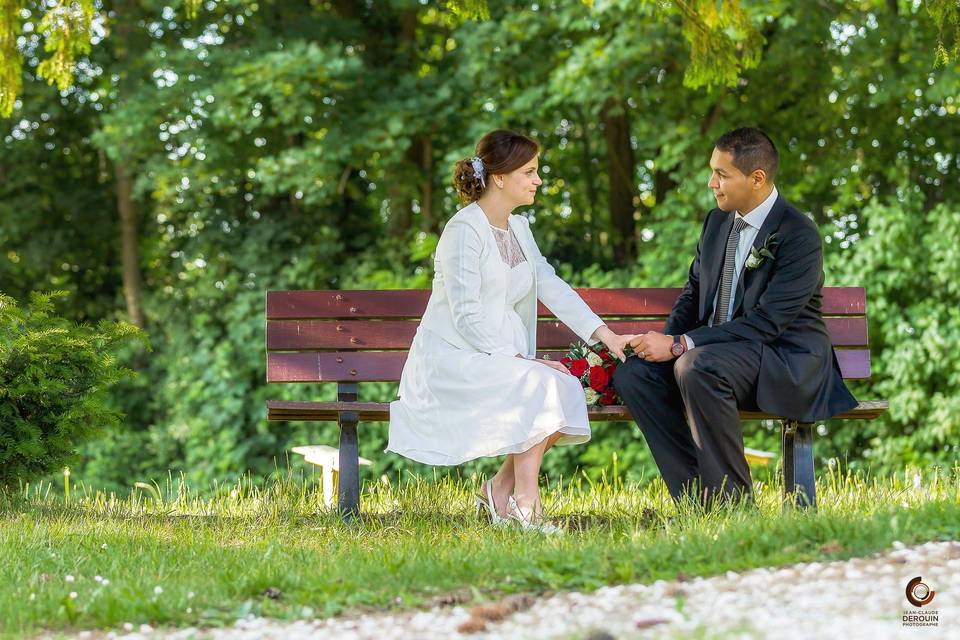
[746,232,780,270]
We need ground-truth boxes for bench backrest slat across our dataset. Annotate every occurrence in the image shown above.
[266,348,873,383]
[266,316,869,351]
[266,287,867,319]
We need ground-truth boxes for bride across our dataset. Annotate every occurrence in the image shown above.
[387,129,632,531]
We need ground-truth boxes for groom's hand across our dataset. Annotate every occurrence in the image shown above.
[629,332,675,362]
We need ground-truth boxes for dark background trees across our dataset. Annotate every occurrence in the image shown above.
[1,0,958,491]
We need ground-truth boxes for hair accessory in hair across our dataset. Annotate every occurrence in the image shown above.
[471,156,486,188]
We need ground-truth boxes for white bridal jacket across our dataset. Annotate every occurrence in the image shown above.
[385,202,603,465]
[417,202,604,357]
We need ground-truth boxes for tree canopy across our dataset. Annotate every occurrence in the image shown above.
[1,0,959,491]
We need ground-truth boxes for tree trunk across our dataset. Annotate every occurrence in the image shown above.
[411,135,434,231]
[575,105,601,262]
[653,167,677,205]
[114,160,146,329]
[601,97,638,264]
[105,6,147,330]
[388,184,411,235]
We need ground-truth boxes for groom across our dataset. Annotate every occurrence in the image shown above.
[613,127,857,506]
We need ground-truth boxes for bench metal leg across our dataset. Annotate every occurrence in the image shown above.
[337,382,361,519]
[781,420,817,510]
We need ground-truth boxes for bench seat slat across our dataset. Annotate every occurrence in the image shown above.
[267,400,889,422]
[266,348,873,383]
[267,287,866,319]
[267,316,869,350]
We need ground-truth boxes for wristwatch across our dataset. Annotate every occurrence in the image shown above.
[670,335,687,358]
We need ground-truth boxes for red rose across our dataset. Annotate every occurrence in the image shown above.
[569,358,589,377]
[600,348,614,363]
[560,356,572,368]
[600,387,618,405]
[589,365,609,392]
[604,364,616,379]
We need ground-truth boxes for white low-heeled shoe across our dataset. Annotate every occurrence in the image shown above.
[474,479,503,525]
[506,496,564,535]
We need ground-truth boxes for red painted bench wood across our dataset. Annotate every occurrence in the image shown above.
[267,400,890,423]
[267,287,868,319]
[266,316,869,351]
[266,348,873,383]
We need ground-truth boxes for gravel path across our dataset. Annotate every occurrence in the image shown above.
[74,540,958,640]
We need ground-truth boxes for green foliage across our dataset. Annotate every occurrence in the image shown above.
[826,194,960,471]
[35,0,95,92]
[0,1,953,114]
[927,0,960,65]
[1,0,959,492]
[675,0,764,88]
[0,291,146,487]
[448,0,491,20]
[0,0,21,116]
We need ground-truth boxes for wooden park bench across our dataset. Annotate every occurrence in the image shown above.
[265,288,887,515]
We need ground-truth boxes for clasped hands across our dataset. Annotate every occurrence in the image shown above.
[519,327,679,376]
[521,326,635,376]
[627,331,680,363]
[593,326,679,363]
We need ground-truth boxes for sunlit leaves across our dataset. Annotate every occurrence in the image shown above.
[446,0,490,20]
[0,0,21,116]
[927,0,960,66]
[36,0,95,93]
[674,0,764,88]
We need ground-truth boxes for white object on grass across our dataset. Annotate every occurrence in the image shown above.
[292,445,371,507]
[744,446,776,466]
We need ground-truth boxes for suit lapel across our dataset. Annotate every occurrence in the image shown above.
[701,212,733,323]
[731,194,788,317]
[749,193,787,254]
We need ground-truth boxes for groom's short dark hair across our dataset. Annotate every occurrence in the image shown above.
[714,128,779,181]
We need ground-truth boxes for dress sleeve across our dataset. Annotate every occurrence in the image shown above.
[436,219,519,356]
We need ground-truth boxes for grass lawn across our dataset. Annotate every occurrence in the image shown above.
[2,466,958,638]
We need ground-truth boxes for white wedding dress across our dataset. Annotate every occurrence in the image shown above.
[386,224,591,465]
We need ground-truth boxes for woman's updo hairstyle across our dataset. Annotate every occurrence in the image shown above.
[453,129,539,203]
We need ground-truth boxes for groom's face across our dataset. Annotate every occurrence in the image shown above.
[707,148,752,213]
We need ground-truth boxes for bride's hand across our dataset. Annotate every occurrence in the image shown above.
[591,325,633,362]
[532,358,573,375]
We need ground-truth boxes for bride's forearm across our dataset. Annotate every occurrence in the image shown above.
[590,324,614,343]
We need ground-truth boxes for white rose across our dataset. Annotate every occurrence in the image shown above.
[746,254,762,269]
[586,352,603,367]
[583,387,601,405]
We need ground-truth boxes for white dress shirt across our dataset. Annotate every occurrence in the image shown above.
[685,187,778,350]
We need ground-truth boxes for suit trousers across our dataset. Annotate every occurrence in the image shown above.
[612,341,762,505]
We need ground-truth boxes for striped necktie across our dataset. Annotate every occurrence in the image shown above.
[713,216,750,326]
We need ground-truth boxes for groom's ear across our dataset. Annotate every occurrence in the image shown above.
[750,168,769,189]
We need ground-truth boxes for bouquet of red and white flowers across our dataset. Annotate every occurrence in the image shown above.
[559,342,629,407]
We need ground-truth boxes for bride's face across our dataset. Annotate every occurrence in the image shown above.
[496,156,542,207]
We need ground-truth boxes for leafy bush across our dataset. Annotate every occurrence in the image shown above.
[0,291,146,487]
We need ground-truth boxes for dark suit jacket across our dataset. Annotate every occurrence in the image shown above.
[664,194,857,422]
